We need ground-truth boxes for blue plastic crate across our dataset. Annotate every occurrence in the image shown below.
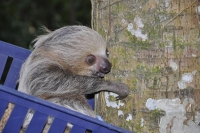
[0,41,132,133]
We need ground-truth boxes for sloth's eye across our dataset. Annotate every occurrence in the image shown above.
[106,49,109,57]
[86,55,96,65]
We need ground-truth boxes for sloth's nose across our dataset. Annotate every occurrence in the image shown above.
[100,59,112,74]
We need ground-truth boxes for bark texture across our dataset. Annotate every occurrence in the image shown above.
[91,0,200,132]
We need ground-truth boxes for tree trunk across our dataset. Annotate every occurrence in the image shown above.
[91,0,200,132]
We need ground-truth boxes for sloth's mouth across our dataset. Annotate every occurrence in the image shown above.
[93,72,105,78]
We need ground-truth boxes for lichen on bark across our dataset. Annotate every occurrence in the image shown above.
[91,0,200,132]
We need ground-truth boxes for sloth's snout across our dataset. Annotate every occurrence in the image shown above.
[100,59,112,74]
[93,57,112,78]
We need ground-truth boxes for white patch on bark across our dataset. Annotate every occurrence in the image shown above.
[146,98,200,133]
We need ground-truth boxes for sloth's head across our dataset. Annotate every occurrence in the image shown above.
[34,26,112,78]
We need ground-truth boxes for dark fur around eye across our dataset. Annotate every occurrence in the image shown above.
[86,55,96,65]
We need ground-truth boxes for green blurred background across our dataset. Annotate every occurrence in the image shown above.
[0,0,91,49]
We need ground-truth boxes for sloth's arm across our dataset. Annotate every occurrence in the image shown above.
[27,64,129,100]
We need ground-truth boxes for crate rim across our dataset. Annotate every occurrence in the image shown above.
[0,85,132,133]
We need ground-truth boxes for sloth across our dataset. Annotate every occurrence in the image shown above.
[18,26,130,118]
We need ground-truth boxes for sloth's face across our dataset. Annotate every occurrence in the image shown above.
[85,49,112,78]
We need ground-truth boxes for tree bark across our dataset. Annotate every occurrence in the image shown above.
[91,0,200,132]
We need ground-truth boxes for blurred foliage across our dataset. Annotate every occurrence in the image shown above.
[0,0,91,48]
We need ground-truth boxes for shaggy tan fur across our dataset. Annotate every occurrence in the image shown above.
[0,26,130,132]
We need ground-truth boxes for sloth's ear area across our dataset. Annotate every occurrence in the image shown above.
[106,49,110,58]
